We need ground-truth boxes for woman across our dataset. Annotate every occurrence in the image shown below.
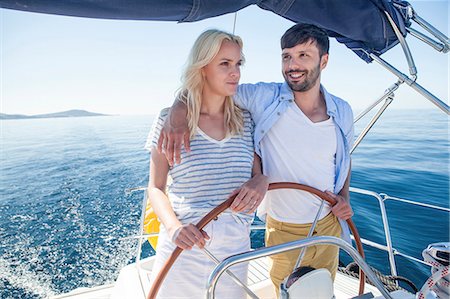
[146,29,268,299]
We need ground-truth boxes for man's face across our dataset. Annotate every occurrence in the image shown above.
[281,40,328,92]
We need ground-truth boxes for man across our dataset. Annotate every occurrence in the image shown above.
[158,23,354,294]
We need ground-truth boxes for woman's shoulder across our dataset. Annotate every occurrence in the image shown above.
[241,109,252,120]
[151,107,170,125]
[158,107,170,119]
[241,109,254,126]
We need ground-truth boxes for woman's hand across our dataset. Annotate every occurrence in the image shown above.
[168,223,210,250]
[229,174,269,214]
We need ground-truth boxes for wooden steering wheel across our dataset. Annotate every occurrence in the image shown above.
[268,182,365,296]
[147,182,365,299]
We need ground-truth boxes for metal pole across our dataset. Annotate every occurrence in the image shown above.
[384,11,417,76]
[293,200,325,269]
[378,194,398,279]
[206,236,394,299]
[407,27,446,52]
[354,81,401,123]
[124,186,151,299]
[202,248,259,299]
[369,54,450,115]
[351,96,394,154]
[412,13,449,50]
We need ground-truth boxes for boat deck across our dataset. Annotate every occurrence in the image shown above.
[51,256,415,299]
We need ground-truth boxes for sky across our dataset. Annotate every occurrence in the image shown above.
[1,1,448,116]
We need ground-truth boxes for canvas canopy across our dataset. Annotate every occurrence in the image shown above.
[0,0,412,62]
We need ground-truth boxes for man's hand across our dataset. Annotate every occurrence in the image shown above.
[326,191,354,220]
[229,174,269,214]
[168,223,210,250]
[157,103,190,166]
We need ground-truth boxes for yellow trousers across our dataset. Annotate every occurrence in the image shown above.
[265,212,341,296]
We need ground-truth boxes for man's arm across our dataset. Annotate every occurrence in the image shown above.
[157,99,190,166]
[157,83,266,165]
[326,161,353,220]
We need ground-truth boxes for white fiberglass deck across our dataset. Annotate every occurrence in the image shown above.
[51,255,414,299]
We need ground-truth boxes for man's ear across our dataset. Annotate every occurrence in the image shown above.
[320,54,329,70]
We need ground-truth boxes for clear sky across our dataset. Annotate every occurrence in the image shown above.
[1,0,448,116]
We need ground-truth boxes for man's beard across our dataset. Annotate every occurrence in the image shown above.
[284,62,321,92]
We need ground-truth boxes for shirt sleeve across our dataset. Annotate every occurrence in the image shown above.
[235,82,281,126]
[144,108,169,152]
[235,83,266,113]
[345,104,355,151]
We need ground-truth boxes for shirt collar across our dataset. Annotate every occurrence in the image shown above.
[321,85,338,117]
[279,82,294,101]
[280,82,338,117]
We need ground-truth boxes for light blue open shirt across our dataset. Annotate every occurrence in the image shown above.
[234,82,354,239]
[234,81,354,195]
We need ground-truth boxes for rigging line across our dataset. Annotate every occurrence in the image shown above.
[232,12,238,34]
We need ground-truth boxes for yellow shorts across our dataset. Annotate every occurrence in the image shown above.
[265,212,341,295]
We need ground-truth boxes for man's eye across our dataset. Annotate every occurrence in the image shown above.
[221,61,229,66]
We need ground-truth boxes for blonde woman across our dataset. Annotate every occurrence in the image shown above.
[146,30,268,298]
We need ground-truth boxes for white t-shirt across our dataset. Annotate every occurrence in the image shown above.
[260,102,337,224]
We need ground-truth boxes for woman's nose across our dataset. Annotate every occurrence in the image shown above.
[230,65,240,78]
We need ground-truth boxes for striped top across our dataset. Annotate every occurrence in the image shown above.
[145,108,255,225]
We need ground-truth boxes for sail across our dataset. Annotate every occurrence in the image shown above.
[0,0,411,62]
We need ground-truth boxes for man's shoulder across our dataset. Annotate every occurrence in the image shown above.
[324,88,352,113]
[333,95,352,112]
[323,87,353,126]
[238,82,284,93]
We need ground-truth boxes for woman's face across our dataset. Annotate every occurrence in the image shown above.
[202,40,242,98]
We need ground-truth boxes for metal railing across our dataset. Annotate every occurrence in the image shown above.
[349,187,450,277]
[206,236,393,299]
[125,186,449,298]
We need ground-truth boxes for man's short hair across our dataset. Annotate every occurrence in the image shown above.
[281,23,329,56]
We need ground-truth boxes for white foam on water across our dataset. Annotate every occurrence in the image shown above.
[77,236,139,287]
[0,257,56,298]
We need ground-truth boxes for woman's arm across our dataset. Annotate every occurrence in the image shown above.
[230,153,269,213]
[148,147,208,249]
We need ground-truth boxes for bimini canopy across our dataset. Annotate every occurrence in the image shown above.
[0,0,411,62]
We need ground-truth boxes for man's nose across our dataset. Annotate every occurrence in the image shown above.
[288,57,300,69]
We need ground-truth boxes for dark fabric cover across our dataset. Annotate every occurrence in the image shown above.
[0,0,412,62]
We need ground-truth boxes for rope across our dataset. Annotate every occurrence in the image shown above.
[417,244,450,299]
[340,262,418,293]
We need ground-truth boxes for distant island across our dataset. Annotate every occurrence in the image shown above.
[0,109,110,120]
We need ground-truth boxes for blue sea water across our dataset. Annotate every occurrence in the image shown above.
[0,109,448,298]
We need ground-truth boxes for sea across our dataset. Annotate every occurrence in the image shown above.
[0,109,448,298]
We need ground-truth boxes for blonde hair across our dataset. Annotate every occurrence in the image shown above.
[178,29,245,138]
